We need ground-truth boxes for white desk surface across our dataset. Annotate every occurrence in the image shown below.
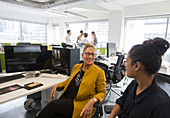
[0,73,67,104]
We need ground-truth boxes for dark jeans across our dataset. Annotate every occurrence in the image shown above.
[36,99,73,118]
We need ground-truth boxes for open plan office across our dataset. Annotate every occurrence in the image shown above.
[0,0,170,118]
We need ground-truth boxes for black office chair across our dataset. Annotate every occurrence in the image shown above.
[104,54,125,115]
[94,61,109,81]
[109,54,125,83]
[108,54,125,96]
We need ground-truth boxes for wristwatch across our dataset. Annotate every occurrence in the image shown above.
[92,97,97,103]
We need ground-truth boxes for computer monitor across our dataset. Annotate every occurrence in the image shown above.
[4,45,52,73]
[107,42,116,57]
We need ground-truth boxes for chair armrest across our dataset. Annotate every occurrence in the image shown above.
[94,84,111,108]
[104,105,115,114]
[56,87,64,91]
[110,63,116,66]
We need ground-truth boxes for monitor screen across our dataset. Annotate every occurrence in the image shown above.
[107,43,116,57]
[4,45,52,73]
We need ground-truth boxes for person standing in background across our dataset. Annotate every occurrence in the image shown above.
[77,30,84,43]
[81,33,89,45]
[91,31,98,46]
[65,30,72,44]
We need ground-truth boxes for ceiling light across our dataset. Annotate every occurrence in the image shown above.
[71,7,89,11]
[64,11,87,18]
[47,9,68,16]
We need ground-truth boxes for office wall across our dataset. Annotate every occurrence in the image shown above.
[108,11,123,50]
[124,1,170,17]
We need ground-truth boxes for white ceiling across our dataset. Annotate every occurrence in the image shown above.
[0,0,168,19]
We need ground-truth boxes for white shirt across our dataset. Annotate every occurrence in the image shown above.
[65,35,71,44]
[81,38,89,44]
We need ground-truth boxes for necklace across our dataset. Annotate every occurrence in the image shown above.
[75,69,83,86]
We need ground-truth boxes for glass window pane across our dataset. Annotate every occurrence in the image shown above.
[88,21,109,48]
[21,22,46,44]
[0,19,20,43]
[163,19,170,64]
[125,18,167,53]
[53,25,60,44]
[68,23,86,44]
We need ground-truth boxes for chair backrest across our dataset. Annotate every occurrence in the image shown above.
[94,61,109,79]
[109,54,125,83]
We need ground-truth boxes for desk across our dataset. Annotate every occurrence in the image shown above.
[0,73,67,104]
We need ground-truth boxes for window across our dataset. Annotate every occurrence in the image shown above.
[22,22,46,43]
[124,17,170,64]
[0,19,20,43]
[88,21,109,47]
[67,20,109,47]
[163,19,170,64]
[0,18,47,44]
[53,25,60,44]
[68,23,86,43]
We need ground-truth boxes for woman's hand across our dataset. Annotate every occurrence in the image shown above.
[80,98,96,118]
[50,84,59,100]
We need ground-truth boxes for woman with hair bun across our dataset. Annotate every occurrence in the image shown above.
[109,37,170,118]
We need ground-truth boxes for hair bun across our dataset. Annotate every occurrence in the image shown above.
[143,37,169,56]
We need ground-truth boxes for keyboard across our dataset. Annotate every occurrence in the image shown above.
[0,74,25,84]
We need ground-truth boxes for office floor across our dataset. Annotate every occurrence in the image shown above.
[0,97,41,118]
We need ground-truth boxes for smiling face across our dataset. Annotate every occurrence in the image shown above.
[82,47,96,66]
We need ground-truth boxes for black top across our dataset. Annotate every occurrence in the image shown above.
[61,69,85,99]
[116,79,170,118]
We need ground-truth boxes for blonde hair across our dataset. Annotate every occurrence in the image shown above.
[83,43,96,53]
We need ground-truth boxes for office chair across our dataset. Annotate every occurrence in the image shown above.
[94,61,109,81]
[108,54,125,95]
[103,54,125,115]
[109,54,125,83]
